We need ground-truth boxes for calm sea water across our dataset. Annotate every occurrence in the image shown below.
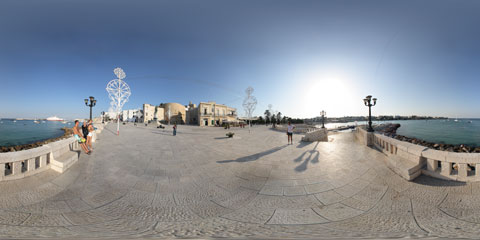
[322,119,480,147]
[0,120,72,147]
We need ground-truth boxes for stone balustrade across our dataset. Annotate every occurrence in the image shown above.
[355,126,480,182]
[423,149,480,181]
[0,122,106,181]
[302,128,328,142]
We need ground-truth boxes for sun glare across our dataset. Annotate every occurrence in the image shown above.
[302,71,356,117]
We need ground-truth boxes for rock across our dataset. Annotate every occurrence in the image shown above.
[433,144,439,148]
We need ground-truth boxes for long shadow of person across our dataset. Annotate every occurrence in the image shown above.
[294,142,320,172]
[217,145,288,163]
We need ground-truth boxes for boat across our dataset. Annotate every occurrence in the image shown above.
[13,120,16,123]
[34,120,40,124]
[47,116,65,121]
[62,121,68,124]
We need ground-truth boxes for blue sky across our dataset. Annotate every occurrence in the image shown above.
[1,0,479,119]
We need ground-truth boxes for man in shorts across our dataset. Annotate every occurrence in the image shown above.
[73,120,90,154]
[287,121,295,145]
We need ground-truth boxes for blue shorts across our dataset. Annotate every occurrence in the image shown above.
[287,132,293,136]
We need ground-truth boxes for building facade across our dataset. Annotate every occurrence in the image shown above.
[196,101,237,126]
[142,103,186,124]
[121,109,142,122]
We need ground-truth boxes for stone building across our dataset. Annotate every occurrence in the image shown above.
[159,102,186,124]
[186,102,198,125]
[142,103,186,124]
[191,101,237,126]
[142,104,156,123]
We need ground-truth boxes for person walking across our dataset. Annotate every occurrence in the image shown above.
[173,124,177,136]
[73,120,90,154]
[287,121,295,145]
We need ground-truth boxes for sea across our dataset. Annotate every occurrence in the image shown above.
[0,119,72,147]
[322,119,480,147]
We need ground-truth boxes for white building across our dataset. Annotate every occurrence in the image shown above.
[121,109,142,122]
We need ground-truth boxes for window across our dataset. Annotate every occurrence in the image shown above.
[204,108,207,114]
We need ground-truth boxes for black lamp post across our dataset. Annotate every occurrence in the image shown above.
[363,95,377,132]
[101,111,105,123]
[84,96,97,121]
[320,110,326,128]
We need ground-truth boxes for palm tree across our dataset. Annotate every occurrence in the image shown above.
[276,112,282,124]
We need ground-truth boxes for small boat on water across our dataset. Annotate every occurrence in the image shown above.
[47,116,65,121]
[13,120,16,123]
[34,120,40,124]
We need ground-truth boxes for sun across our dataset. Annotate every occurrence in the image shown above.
[302,70,356,117]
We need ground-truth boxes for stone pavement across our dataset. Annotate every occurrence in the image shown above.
[1,124,480,239]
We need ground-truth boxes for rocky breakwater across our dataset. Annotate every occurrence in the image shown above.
[0,127,73,153]
[376,123,480,153]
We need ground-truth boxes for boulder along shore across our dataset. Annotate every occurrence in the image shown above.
[374,123,480,153]
[0,127,74,153]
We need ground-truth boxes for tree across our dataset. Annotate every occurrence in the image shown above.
[264,110,271,125]
[271,115,276,128]
[257,116,265,124]
[276,112,282,124]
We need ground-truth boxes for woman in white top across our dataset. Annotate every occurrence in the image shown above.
[287,121,295,145]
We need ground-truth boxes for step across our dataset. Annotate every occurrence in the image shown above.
[50,151,79,173]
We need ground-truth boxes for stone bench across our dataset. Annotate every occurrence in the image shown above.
[51,150,79,173]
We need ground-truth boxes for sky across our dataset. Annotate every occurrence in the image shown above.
[0,0,480,119]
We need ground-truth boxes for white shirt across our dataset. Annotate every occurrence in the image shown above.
[287,125,295,133]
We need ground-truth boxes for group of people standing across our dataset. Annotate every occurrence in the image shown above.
[73,120,95,154]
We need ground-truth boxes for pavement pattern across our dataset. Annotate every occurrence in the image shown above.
[0,124,479,239]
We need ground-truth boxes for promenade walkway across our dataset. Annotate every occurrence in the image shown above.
[0,124,479,239]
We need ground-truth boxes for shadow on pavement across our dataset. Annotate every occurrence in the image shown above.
[217,145,288,163]
[296,141,314,148]
[103,126,117,135]
[294,142,320,172]
[413,174,467,186]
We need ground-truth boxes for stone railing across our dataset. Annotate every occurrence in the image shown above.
[302,128,328,142]
[371,133,426,181]
[355,126,480,182]
[0,137,79,181]
[423,149,480,182]
[274,125,318,134]
[0,122,106,181]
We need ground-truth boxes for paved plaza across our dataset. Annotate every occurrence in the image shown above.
[1,124,480,239]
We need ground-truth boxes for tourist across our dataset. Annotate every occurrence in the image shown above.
[87,120,94,150]
[73,120,90,154]
[82,121,89,141]
[173,123,177,136]
[287,121,295,145]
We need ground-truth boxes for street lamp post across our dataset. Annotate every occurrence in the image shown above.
[320,110,326,128]
[363,95,377,132]
[84,96,96,121]
[101,111,105,123]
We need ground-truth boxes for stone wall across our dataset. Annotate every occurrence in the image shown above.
[0,122,106,181]
[302,128,328,142]
[355,126,480,182]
